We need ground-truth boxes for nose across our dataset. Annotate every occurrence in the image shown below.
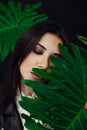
[38,56,49,70]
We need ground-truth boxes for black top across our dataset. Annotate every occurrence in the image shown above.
[0,103,23,130]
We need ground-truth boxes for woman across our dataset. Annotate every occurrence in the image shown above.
[0,20,71,130]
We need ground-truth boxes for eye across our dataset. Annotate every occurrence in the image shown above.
[33,46,43,55]
[34,49,43,54]
[53,54,61,58]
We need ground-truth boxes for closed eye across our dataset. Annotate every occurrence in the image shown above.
[52,53,61,58]
[33,49,43,55]
[33,44,44,55]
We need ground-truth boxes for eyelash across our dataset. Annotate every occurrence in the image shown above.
[33,49,43,55]
[53,54,61,58]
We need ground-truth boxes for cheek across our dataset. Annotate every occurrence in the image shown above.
[19,59,32,79]
[19,54,38,79]
[19,63,30,79]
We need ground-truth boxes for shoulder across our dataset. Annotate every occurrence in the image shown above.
[0,103,23,130]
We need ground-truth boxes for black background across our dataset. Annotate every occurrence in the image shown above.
[0,0,87,85]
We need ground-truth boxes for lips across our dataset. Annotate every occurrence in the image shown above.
[31,72,48,83]
[31,72,40,80]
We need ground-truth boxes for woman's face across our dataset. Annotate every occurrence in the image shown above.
[19,33,63,96]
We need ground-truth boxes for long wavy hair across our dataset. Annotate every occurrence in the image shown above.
[0,20,72,112]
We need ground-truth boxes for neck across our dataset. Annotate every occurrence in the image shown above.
[21,84,33,97]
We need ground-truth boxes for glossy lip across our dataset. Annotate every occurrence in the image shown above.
[31,72,40,80]
[31,72,48,83]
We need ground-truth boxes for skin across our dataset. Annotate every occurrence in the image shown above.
[19,33,63,96]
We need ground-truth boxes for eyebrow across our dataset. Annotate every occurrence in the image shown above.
[37,43,60,56]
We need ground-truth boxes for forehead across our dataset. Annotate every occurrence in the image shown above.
[38,33,63,53]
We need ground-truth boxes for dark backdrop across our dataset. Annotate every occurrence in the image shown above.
[0,0,87,85]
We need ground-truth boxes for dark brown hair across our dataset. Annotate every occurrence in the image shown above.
[0,20,71,112]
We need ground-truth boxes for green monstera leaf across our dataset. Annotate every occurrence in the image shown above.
[19,36,87,130]
[77,34,87,45]
[0,1,48,61]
